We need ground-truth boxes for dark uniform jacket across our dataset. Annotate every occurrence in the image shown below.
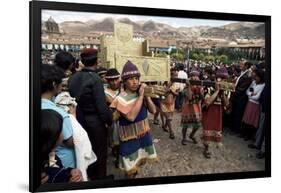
[230,70,252,132]
[68,67,112,126]
[68,67,112,179]
[232,70,252,103]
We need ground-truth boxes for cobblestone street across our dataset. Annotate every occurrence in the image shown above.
[108,112,265,179]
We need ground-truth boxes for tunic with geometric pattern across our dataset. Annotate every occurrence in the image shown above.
[110,91,158,175]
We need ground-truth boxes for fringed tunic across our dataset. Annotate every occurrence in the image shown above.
[110,91,157,175]
[202,87,230,143]
[181,86,203,129]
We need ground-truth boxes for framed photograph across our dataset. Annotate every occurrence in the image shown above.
[30,0,271,192]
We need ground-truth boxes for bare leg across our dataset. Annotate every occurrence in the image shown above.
[161,112,168,132]
[182,127,188,145]
[203,142,211,159]
[153,108,160,125]
[189,127,199,144]
[166,119,175,139]
[160,111,165,127]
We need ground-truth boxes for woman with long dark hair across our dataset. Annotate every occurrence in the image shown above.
[40,109,82,184]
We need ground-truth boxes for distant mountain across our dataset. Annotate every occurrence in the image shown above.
[45,17,265,40]
[59,21,91,34]
[177,26,210,37]
[141,20,177,32]
[223,22,261,31]
[117,18,142,31]
[85,19,98,28]
[92,17,114,32]
[201,22,265,40]
[142,20,160,32]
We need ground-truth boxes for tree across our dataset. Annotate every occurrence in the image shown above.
[204,55,215,62]
[219,55,228,63]
[170,53,184,61]
[216,47,227,56]
[198,53,205,60]
[191,53,199,60]
[155,52,167,57]
[170,48,184,55]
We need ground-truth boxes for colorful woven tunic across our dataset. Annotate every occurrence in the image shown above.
[104,87,120,103]
[160,83,177,120]
[202,87,230,143]
[181,85,203,129]
[110,91,157,175]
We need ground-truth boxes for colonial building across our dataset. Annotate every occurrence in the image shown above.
[183,39,265,61]
[41,17,264,61]
[43,17,60,34]
[148,39,177,53]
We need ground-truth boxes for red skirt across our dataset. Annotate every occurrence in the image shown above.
[181,103,202,124]
[202,104,223,142]
[242,101,260,128]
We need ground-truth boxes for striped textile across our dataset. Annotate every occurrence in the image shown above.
[202,104,223,143]
[181,103,202,127]
[104,87,120,101]
[110,91,158,175]
[110,91,151,141]
[119,132,158,175]
[110,91,138,115]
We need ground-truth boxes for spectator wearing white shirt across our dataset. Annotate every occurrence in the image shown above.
[55,92,97,181]
[175,64,188,110]
[242,69,265,140]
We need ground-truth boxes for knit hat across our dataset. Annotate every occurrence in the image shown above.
[54,92,77,112]
[190,68,200,77]
[121,60,141,80]
[216,67,229,79]
[105,68,120,80]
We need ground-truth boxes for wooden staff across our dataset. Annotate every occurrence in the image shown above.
[171,78,235,92]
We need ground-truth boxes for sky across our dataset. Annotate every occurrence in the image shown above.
[42,10,240,28]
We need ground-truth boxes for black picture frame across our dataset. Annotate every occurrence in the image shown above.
[30,0,271,192]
